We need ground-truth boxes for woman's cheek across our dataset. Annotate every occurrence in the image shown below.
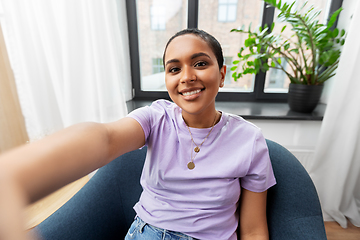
[166,76,178,89]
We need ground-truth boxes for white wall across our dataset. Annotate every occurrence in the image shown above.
[250,120,322,170]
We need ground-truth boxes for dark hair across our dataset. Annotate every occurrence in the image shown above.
[163,28,224,70]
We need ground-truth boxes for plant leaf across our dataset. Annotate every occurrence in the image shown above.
[314,26,327,36]
[327,8,343,29]
[315,33,327,41]
[271,22,275,31]
[289,48,299,54]
[231,66,238,71]
[284,43,290,50]
[341,29,345,37]
[247,61,254,66]
[332,28,339,38]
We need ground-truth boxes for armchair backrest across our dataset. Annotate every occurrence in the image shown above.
[265,139,327,239]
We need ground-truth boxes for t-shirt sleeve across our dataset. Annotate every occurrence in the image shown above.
[126,106,152,145]
[240,131,276,192]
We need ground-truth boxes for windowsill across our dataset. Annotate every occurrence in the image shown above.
[127,100,326,121]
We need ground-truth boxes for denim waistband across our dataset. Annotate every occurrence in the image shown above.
[136,217,198,240]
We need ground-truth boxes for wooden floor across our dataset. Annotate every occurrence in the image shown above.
[325,221,360,240]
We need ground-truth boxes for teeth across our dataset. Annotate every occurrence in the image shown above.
[182,89,201,96]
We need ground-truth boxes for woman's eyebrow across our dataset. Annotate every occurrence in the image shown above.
[165,52,211,67]
[165,58,179,67]
[191,52,211,60]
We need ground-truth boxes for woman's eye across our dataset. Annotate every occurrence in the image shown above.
[169,67,180,73]
[194,61,207,67]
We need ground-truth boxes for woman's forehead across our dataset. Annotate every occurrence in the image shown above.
[164,34,214,60]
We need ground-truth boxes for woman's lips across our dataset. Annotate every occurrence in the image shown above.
[182,89,201,96]
[180,88,204,100]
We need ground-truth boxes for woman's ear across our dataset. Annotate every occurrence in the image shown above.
[219,65,226,88]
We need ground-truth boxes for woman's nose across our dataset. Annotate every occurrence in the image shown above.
[180,66,196,84]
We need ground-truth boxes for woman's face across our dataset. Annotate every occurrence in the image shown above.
[163,34,226,118]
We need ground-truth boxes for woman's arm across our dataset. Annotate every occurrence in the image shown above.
[0,117,145,240]
[239,188,269,240]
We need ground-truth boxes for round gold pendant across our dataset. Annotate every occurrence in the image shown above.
[194,146,200,153]
[187,161,195,170]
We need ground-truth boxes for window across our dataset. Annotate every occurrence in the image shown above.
[265,57,288,93]
[218,0,238,22]
[126,0,342,101]
[152,58,164,74]
[150,4,166,30]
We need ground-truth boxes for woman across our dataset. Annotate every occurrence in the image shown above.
[0,29,275,240]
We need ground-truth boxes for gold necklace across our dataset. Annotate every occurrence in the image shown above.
[185,112,218,170]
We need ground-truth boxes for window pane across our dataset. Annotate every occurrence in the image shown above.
[150,5,166,30]
[264,0,331,93]
[227,5,237,22]
[218,5,227,22]
[152,58,164,74]
[137,0,187,91]
[199,0,262,92]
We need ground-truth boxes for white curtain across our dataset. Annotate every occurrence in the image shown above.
[0,0,132,140]
[308,0,360,228]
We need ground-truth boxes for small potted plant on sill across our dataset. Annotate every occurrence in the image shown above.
[230,0,346,113]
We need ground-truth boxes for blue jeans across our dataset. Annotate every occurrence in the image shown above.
[125,217,197,240]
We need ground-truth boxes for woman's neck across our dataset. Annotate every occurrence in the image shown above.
[182,110,221,128]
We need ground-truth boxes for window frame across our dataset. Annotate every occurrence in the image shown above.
[125,0,343,102]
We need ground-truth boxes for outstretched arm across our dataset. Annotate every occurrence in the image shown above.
[239,188,269,240]
[0,117,145,240]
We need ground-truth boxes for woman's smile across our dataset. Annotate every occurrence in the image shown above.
[181,89,202,97]
[179,87,205,101]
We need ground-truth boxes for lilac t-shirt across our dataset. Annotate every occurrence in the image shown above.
[127,100,276,240]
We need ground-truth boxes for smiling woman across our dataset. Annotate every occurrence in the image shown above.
[163,29,226,128]
[122,28,276,240]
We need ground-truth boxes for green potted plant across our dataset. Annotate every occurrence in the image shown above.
[231,0,346,113]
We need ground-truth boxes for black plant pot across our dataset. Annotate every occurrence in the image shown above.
[288,83,324,113]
